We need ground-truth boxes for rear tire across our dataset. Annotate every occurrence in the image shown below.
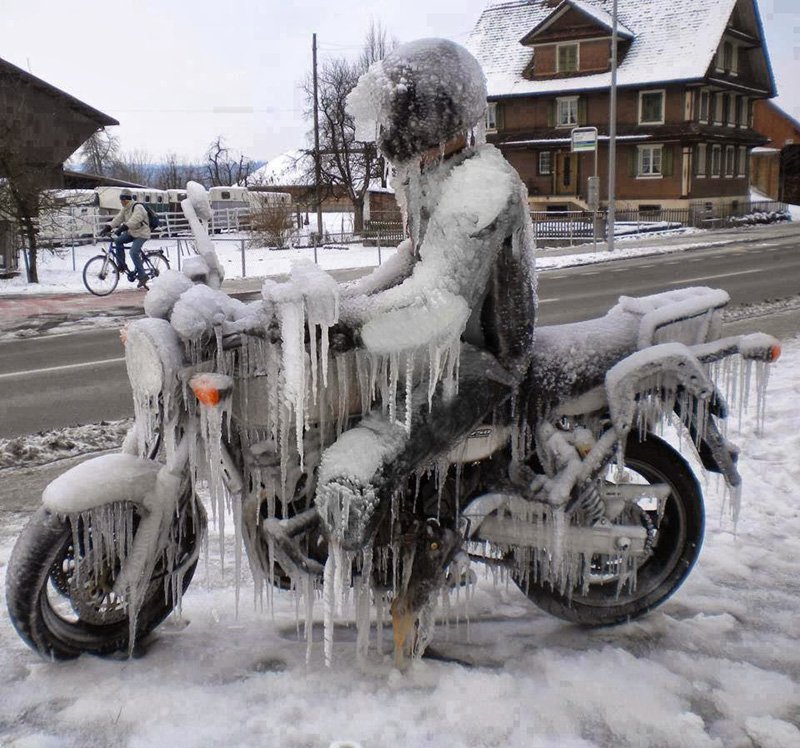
[6,502,201,659]
[82,255,119,296]
[146,252,169,279]
[518,433,704,626]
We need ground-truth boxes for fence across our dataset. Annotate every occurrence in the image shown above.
[531,200,789,245]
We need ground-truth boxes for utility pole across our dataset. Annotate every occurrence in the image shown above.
[607,0,618,252]
[312,33,323,241]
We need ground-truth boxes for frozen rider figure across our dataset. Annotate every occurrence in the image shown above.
[314,39,537,555]
[99,190,152,288]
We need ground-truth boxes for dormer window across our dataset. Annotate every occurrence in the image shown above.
[557,43,579,73]
[639,90,665,125]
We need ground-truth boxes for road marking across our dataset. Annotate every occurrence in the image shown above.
[0,357,125,380]
[666,267,767,285]
[539,297,560,304]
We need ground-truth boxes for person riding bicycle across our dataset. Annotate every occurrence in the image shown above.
[99,191,151,289]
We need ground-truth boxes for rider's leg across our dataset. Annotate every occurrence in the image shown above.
[113,232,132,269]
[129,238,147,282]
[315,344,515,549]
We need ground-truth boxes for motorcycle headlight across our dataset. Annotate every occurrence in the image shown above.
[125,318,184,397]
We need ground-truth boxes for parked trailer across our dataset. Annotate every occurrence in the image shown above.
[37,190,98,243]
[94,186,169,216]
[209,186,251,210]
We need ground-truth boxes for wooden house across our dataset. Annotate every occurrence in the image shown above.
[466,0,776,213]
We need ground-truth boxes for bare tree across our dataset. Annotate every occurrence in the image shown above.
[154,153,202,190]
[205,136,257,187]
[77,129,120,176]
[108,149,156,186]
[302,21,396,232]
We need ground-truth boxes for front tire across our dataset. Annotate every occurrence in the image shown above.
[6,502,202,659]
[518,433,704,626]
[82,255,120,296]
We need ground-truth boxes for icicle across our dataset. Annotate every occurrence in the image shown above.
[356,545,373,661]
[304,574,315,665]
[404,352,414,435]
[322,541,338,667]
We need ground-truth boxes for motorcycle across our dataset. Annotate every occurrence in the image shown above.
[6,191,781,664]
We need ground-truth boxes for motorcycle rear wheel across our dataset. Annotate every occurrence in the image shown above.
[6,501,201,660]
[518,433,704,626]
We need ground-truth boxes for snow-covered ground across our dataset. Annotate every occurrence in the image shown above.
[0,227,773,297]
[0,337,798,747]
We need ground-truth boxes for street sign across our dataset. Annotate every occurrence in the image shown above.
[571,126,598,153]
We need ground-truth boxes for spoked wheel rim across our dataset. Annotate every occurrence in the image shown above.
[576,456,687,606]
[83,255,119,296]
[147,253,169,278]
[515,434,704,626]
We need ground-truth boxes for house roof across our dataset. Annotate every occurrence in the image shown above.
[467,0,774,99]
[520,0,634,45]
[0,57,118,127]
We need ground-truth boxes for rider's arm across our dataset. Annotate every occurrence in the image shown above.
[340,238,416,298]
[108,209,125,230]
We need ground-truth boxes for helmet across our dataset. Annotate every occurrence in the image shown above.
[347,38,487,163]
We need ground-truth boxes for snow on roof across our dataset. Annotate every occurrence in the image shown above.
[568,0,634,38]
[521,0,634,43]
[250,149,314,187]
[468,0,739,98]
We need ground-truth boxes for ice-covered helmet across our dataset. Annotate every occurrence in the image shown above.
[347,38,488,163]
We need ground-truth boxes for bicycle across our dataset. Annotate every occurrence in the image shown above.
[82,239,170,296]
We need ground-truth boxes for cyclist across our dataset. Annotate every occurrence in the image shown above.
[99,190,152,289]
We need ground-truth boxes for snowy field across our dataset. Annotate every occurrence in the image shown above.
[1,226,784,297]
[0,338,798,747]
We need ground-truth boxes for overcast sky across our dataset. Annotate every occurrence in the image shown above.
[2,0,798,166]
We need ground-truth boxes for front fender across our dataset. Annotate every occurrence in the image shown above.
[42,453,162,515]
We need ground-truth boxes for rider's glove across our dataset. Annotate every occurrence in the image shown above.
[119,223,129,232]
[99,225,111,236]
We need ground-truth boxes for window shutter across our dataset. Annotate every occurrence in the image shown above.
[630,148,639,177]
[663,146,674,176]
[496,103,505,130]
[578,98,587,125]
[547,101,555,127]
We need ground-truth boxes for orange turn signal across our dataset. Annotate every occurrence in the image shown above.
[769,343,781,363]
[191,384,221,407]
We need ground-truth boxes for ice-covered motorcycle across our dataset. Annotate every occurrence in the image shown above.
[6,190,781,663]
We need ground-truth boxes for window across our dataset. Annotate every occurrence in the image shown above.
[485,102,498,131]
[639,90,665,124]
[638,144,663,176]
[735,96,745,127]
[738,146,748,177]
[699,90,710,122]
[725,146,736,177]
[221,191,231,199]
[722,41,733,72]
[741,97,750,128]
[714,93,724,125]
[711,145,722,176]
[557,43,579,73]
[538,151,552,175]
[696,143,707,177]
[556,97,579,127]
[722,94,731,127]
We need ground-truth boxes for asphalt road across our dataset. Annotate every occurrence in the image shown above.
[1,229,798,438]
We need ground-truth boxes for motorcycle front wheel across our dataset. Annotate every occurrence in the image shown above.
[518,433,704,626]
[6,499,203,660]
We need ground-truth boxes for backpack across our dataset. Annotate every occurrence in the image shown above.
[135,202,161,231]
